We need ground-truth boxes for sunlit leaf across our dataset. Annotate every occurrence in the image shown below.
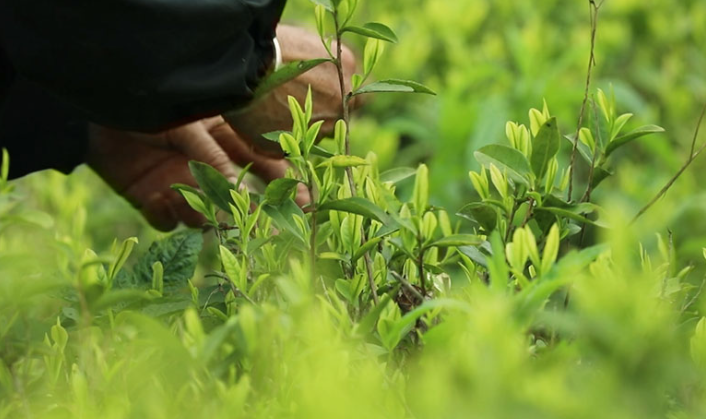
[319,197,395,225]
[353,79,436,96]
[189,161,234,214]
[265,178,304,205]
[530,117,561,179]
[342,22,398,43]
[605,125,665,158]
[253,59,331,99]
[474,144,532,185]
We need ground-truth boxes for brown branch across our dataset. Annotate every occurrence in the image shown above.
[631,103,706,223]
[568,0,603,202]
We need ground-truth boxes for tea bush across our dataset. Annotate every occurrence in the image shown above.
[2,1,706,418]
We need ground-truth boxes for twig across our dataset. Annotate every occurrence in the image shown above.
[631,103,706,223]
[309,182,318,284]
[333,10,379,305]
[681,276,706,316]
[391,271,425,302]
[578,98,603,246]
[580,97,602,204]
[568,0,603,202]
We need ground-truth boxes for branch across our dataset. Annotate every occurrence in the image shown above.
[568,0,603,201]
[631,103,706,223]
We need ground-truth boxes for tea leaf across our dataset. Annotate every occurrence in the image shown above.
[474,144,532,185]
[530,117,561,179]
[265,178,303,206]
[342,22,398,43]
[109,237,139,282]
[253,59,331,98]
[189,161,234,214]
[426,234,482,249]
[380,167,416,184]
[319,197,395,225]
[457,203,499,232]
[605,125,665,158]
[133,230,203,285]
[309,0,333,11]
[353,79,436,96]
[263,199,308,245]
[320,155,370,168]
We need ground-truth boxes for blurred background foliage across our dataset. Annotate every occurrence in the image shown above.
[3,0,706,417]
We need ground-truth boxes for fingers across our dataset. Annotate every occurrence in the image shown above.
[122,155,208,232]
[164,121,239,183]
[208,119,311,207]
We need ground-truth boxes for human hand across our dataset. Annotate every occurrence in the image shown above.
[223,24,357,157]
[87,117,306,231]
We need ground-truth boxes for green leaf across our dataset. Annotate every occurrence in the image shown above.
[133,230,204,285]
[319,197,395,225]
[179,190,210,217]
[357,295,392,336]
[309,0,333,11]
[457,203,500,232]
[109,237,139,282]
[535,207,603,227]
[261,130,288,143]
[380,167,416,184]
[311,145,336,158]
[530,117,561,179]
[253,59,331,98]
[352,237,383,263]
[263,199,308,245]
[219,246,246,292]
[564,134,594,165]
[385,299,471,350]
[92,290,153,312]
[1,148,8,184]
[515,244,608,317]
[353,79,436,96]
[605,125,665,158]
[458,245,488,268]
[342,22,398,43]
[412,164,429,214]
[474,144,532,185]
[189,161,234,214]
[487,231,509,293]
[426,234,482,249]
[591,167,613,189]
[265,178,303,206]
[151,261,164,295]
[320,155,370,168]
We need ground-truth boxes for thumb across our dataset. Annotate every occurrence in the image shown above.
[166,122,238,183]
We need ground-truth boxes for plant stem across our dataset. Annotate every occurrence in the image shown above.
[309,181,318,284]
[417,246,426,297]
[568,0,603,202]
[631,103,706,223]
[333,11,379,305]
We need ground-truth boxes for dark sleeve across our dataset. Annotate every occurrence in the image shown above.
[0,0,286,177]
[0,48,89,179]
